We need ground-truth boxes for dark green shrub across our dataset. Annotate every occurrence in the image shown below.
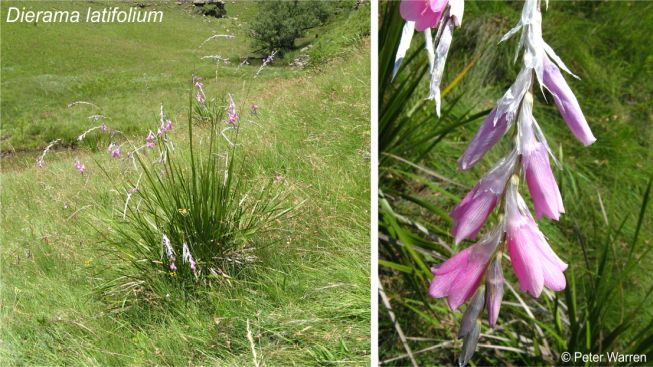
[200,3,226,18]
[250,0,344,54]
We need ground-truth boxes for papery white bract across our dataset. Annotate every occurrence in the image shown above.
[392,21,415,80]
[182,242,197,275]
[162,234,176,271]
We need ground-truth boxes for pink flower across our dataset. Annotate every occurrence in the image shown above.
[227,94,239,125]
[74,159,85,174]
[458,108,511,170]
[429,225,502,310]
[251,104,258,115]
[451,152,516,244]
[542,55,596,146]
[512,92,564,220]
[108,143,121,158]
[400,0,448,32]
[505,183,567,298]
[146,131,156,148]
[193,76,206,106]
[157,119,173,136]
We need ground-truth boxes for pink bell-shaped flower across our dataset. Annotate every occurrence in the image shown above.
[505,180,567,298]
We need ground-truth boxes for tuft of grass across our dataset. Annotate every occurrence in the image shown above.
[98,94,292,309]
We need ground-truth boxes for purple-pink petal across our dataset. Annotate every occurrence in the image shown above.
[507,229,544,298]
[458,108,510,171]
[429,232,501,310]
[542,260,566,291]
[451,192,498,244]
[400,0,443,32]
[446,258,486,310]
[432,246,472,276]
[429,266,462,298]
[428,0,448,13]
[523,143,564,220]
[530,227,567,272]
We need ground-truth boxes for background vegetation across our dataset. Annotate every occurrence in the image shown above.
[250,0,333,54]
[379,1,653,365]
[0,1,371,365]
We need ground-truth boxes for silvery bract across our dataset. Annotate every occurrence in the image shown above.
[396,0,465,117]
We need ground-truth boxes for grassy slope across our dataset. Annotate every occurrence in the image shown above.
[379,0,652,364]
[1,0,270,151]
[1,1,370,365]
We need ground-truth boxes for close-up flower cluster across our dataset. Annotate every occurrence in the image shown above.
[396,0,596,364]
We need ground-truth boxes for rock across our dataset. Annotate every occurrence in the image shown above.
[193,0,221,5]
[290,55,310,68]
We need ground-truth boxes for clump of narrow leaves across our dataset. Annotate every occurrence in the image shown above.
[100,92,291,308]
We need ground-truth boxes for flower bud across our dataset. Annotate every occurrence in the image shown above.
[458,319,480,367]
[458,285,485,338]
[485,255,504,327]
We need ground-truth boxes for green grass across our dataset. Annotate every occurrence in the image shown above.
[0,0,284,151]
[379,1,653,365]
[0,1,371,365]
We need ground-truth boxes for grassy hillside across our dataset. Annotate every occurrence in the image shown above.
[1,1,371,365]
[379,1,652,365]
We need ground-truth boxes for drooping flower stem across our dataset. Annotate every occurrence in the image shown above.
[427,0,595,363]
